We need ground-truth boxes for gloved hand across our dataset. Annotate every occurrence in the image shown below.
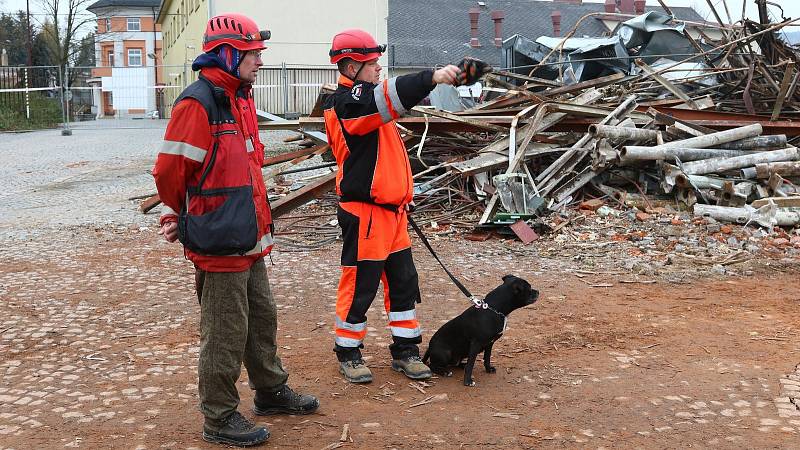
[456,57,492,86]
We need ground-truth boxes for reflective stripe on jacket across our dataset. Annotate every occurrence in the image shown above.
[323,71,435,208]
[153,67,273,272]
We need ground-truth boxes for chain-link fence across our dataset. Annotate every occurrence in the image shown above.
[0,63,340,130]
[0,66,64,131]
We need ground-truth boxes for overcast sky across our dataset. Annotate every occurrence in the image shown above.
[0,0,797,33]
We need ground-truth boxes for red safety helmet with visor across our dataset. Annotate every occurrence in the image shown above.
[203,13,271,52]
[329,29,386,64]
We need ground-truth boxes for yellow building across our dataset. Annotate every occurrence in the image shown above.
[156,0,389,115]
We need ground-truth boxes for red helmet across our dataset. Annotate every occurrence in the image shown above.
[329,29,386,64]
[203,13,270,52]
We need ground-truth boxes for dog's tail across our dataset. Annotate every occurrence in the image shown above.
[422,347,430,364]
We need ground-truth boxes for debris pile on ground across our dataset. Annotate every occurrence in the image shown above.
[259,8,800,247]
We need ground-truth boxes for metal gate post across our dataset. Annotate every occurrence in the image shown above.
[24,68,30,119]
[281,62,289,116]
[58,66,71,135]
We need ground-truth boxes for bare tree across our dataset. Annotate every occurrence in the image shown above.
[37,0,95,86]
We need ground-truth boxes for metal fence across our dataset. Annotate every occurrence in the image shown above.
[0,63,339,130]
[0,65,64,131]
[253,64,338,117]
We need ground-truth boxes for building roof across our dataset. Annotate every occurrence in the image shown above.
[86,0,160,12]
[388,0,707,67]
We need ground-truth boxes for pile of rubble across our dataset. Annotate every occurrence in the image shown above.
[258,7,800,247]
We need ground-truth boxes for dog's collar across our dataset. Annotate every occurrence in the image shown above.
[473,299,508,332]
[471,296,504,315]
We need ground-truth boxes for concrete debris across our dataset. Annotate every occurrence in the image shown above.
[258,9,800,246]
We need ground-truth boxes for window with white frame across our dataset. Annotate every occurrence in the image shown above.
[127,17,140,31]
[104,18,111,32]
[128,49,142,66]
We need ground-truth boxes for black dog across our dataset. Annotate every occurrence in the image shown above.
[422,275,539,386]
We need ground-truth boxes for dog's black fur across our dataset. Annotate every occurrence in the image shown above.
[422,275,539,386]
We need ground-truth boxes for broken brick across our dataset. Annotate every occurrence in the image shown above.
[579,199,605,211]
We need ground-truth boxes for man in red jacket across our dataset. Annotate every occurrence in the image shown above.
[153,13,318,447]
[324,29,460,384]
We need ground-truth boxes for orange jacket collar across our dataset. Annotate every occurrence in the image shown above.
[338,74,354,88]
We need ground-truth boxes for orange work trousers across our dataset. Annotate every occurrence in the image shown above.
[334,201,422,360]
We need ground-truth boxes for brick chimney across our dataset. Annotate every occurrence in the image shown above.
[551,10,562,37]
[491,10,505,48]
[604,0,616,13]
[634,0,646,14]
[469,7,481,48]
[619,0,635,14]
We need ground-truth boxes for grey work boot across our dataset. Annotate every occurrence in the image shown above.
[339,358,373,383]
[392,355,432,380]
[202,411,269,447]
[253,385,319,416]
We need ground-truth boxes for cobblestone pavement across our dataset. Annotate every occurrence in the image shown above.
[1,123,799,449]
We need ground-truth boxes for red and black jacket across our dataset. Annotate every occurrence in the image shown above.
[152,67,273,272]
[323,71,436,208]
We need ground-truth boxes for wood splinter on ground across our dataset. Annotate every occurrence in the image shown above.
[493,412,521,419]
[408,393,448,408]
[339,423,350,442]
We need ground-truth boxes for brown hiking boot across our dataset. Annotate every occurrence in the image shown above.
[339,358,373,383]
[202,411,269,447]
[392,355,432,380]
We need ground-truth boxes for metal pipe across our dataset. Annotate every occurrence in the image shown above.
[694,203,800,227]
[716,134,787,150]
[740,167,757,179]
[755,161,800,178]
[675,174,725,190]
[654,123,762,150]
[621,146,750,162]
[679,147,798,175]
[589,124,659,142]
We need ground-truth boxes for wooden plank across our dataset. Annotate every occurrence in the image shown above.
[262,144,329,167]
[258,120,301,130]
[541,73,625,98]
[450,142,559,176]
[139,194,161,213]
[635,59,699,110]
[270,172,337,218]
[492,70,560,87]
[411,106,508,133]
[772,63,795,121]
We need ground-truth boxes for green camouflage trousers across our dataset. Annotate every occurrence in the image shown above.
[195,258,288,426]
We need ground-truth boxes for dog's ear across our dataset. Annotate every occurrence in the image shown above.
[502,274,514,283]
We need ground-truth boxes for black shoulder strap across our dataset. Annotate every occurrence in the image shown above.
[177,76,234,194]
[174,76,234,125]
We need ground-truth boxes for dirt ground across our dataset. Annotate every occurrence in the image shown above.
[2,224,800,449]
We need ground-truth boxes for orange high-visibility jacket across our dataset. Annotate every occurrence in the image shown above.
[152,67,274,272]
[323,71,436,208]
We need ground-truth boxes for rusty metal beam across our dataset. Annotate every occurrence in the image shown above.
[649,107,800,136]
[270,172,337,218]
[262,144,329,167]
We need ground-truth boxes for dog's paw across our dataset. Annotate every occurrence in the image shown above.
[464,380,476,387]
[485,366,496,373]
[446,371,453,377]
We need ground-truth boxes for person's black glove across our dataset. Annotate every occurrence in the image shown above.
[456,57,492,86]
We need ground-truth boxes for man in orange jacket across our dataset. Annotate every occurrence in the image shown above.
[324,29,460,383]
[153,13,318,447]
